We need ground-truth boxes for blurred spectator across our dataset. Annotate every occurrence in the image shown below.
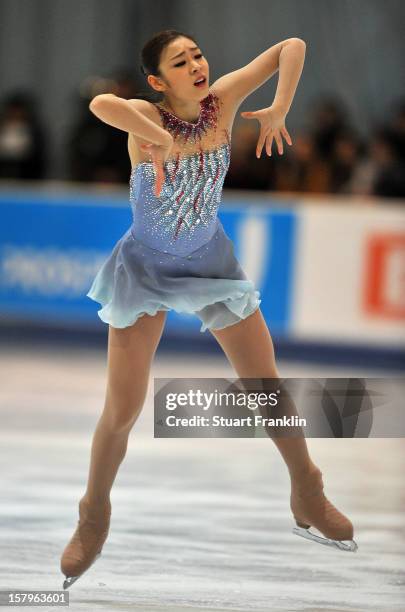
[346,127,390,196]
[1,78,404,201]
[273,132,331,193]
[224,121,276,190]
[329,130,364,193]
[0,91,47,179]
[67,69,141,183]
[347,126,405,198]
[387,97,405,162]
[309,95,349,161]
[372,127,405,198]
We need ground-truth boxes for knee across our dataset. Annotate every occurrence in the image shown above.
[103,401,141,435]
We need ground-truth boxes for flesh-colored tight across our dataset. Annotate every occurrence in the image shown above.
[83,307,315,505]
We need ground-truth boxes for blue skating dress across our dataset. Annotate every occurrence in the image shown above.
[86,91,261,332]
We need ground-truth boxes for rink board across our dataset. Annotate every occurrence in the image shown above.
[0,188,404,351]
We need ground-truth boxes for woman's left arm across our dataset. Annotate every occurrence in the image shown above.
[268,38,307,116]
[211,38,306,157]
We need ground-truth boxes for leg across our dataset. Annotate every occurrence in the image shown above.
[209,307,315,480]
[61,311,168,586]
[84,310,167,505]
[209,307,357,550]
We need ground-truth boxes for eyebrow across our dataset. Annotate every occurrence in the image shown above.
[169,46,199,61]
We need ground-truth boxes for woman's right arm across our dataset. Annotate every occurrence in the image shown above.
[89,93,173,147]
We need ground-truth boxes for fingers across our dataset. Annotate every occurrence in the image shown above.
[261,129,293,157]
[154,177,161,197]
[256,131,267,158]
[241,110,293,157]
[274,132,283,155]
[281,127,293,146]
[154,164,162,197]
[155,160,166,197]
[265,133,274,156]
[139,142,165,196]
[241,111,257,119]
[145,147,163,195]
[260,130,280,157]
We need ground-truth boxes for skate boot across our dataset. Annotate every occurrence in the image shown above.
[60,496,111,588]
[290,466,358,552]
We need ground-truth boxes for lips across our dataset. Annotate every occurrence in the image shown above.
[194,76,206,87]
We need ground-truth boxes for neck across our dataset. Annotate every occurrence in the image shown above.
[161,95,203,123]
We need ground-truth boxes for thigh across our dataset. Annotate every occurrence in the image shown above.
[209,307,281,378]
[210,309,305,437]
[105,310,167,411]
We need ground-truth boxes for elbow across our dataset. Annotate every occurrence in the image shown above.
[292,37,306,49]
[89,93,115,112]
[281,38,306,55]
[89,95,102,113]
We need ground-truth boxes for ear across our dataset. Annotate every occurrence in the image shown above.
[147,74,166,93]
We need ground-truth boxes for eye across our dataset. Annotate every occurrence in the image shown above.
[174,53,203,67]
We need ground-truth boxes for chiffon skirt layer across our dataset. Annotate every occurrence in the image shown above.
[86,221,261,333]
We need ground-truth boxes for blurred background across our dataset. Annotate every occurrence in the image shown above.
[0,1,404,610]
[0,0,404,368]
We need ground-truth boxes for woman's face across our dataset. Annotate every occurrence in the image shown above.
[151,36,209,100]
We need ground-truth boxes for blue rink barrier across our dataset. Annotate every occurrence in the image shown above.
[0,189,296,338]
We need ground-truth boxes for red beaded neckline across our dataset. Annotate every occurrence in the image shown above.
[154,91,220,143]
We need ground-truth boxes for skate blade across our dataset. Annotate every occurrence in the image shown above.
[62,552,102,589]
[292,525,358,552]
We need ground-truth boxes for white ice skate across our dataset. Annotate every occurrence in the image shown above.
[292,523,358,551]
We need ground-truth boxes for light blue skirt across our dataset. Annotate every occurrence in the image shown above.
[86,220,261,333]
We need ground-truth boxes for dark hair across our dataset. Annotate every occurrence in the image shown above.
[133,29,199,102]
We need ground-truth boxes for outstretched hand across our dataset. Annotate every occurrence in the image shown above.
[240,105,292,158]
[139,140,172,197]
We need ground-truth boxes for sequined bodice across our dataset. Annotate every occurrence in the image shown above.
[128,91,231,257]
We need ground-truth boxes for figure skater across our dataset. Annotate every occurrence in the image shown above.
[60,29,357,589]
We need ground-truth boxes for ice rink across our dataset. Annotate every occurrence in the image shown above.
[0,338,404,611]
